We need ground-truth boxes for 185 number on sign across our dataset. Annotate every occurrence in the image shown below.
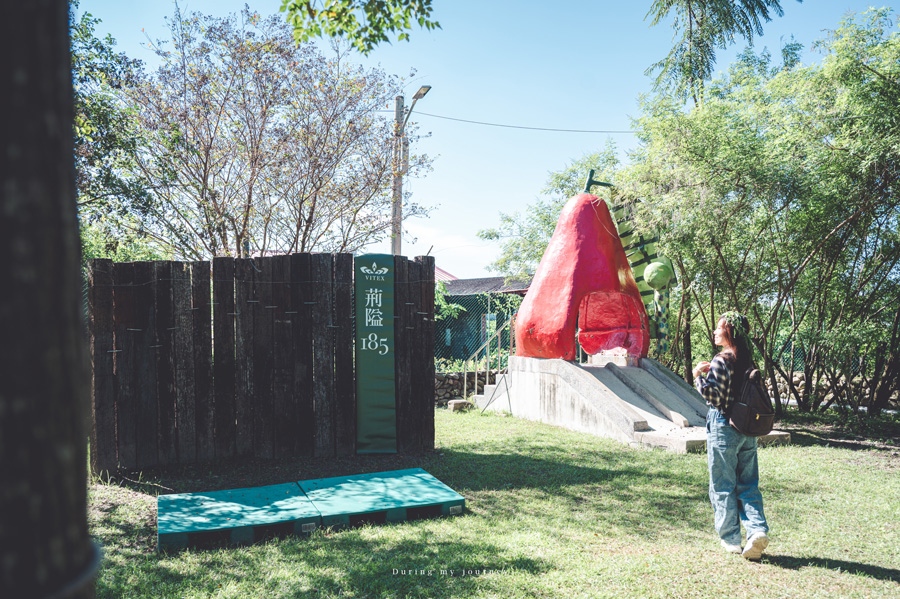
[360,333,389,355]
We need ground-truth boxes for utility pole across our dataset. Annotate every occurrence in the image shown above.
[391,95,405,255]
[390,85,431,256]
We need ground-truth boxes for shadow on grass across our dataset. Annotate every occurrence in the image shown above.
[423,447,711,537]
[99,526,549,599]
[777,411,900,451]
[781,428,900,453]
[89,487,157,555]
[784,429,867,450]
[765,554,900,583]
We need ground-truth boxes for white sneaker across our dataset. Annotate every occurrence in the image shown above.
[742,532,769,560]
[720,540,742,554]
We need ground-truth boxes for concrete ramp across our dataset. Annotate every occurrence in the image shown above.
[476,356,789,453]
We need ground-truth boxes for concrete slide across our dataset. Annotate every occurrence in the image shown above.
[476,356,789,453]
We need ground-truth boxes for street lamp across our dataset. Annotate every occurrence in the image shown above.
[391,85,431,256]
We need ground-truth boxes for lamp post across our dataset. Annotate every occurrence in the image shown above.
[391,85,431,256]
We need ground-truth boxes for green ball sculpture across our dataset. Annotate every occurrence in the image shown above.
[644,258,675,290]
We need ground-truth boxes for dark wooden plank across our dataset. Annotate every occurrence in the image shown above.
[333,253,355,456]
[173,261,196,463]
[112,262,136,469]
[234,258,255,457]
[154,261,177,466]
[272,255,294,459]
[192,261,214,462]
[291,253,314,457]
[252,256,274,459]
[212,257,236,459]
[394,257,412,453]
[133,261,159,469]
[311,253,335,458]
[88,259,117,475]
[406,259,423,452]
[417,255,436,451]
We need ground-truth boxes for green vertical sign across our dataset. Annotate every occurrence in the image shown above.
[355,254,397,453]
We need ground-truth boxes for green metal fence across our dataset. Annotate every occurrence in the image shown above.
[434,293,521,371]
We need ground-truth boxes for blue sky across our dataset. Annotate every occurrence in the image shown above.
[78,0,890,277]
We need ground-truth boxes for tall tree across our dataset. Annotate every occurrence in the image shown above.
[124,7,431,259]
[646,0,795,103]
[1,0,96,597]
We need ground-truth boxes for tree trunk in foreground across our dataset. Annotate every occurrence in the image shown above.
[0,1,96,598]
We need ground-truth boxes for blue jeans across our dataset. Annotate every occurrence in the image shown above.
[706,407,768,545]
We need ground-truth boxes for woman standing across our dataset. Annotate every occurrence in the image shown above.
[693,312,769,560]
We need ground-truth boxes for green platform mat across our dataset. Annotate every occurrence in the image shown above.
[297,468,465,528]
[157,469,464,551]
[157,482,320,551]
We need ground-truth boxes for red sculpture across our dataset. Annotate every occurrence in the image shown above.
[515,193,649,360]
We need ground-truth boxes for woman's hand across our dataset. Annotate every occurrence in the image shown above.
[693,361,711,379]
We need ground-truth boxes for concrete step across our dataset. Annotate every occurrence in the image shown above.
[474,375,510,410]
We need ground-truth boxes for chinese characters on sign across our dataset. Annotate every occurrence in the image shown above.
[364,288,385,328]
[355,255,396,453]
[362,283,388,354]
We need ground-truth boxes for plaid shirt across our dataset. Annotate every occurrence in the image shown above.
[695,353,734,413]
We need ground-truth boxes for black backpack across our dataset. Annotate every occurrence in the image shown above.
[728,369,775,437]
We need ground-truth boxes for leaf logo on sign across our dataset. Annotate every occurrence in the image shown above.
[361,263,389,275]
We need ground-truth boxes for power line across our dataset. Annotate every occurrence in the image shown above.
[381,109,885,134]
[416,111,636,133]
[378,110,635,133]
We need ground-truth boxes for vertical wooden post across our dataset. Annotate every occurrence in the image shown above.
[173,261,196,463]
[272,255,294,458]
[112,262,136,469]
[88,259,117,475]
[311,253,335,457]
[253,257,275,458]
[417,255,436,450]
[407,259,424,452]
[155,261,177,466]
[133,261,158,469]
[394,257,412,453]
[334,253,356,455]
[291,253,314,457]
[192,261,214,462]
[212,258,236,459]
[234,259,255,457]
[252,257,274,459]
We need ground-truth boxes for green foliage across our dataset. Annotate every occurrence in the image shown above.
[645,0,792,102]
[80,217,171,263]
[626,8,900,413]
[479,9,900,416]
[71,0,158,260]
[280,0,440,55]
[434,281,465,321]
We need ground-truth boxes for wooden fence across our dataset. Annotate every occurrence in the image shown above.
[87,254,435,473]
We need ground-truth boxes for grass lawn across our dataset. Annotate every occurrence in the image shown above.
[90,409,900,598]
